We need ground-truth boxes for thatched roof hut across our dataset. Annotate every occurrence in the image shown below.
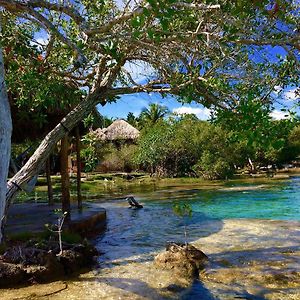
[93,119,140,141]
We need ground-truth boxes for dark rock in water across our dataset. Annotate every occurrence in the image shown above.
[58,250,82,274]
[0,242,98,287]
[154,243,208,279]
[2,246,48,265]
[0,262,26,287]
[127,196,143,209]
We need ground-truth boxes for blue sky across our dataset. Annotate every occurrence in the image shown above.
[98,87,299,121]
[30,7,300,122]
[97,46,299,121]
[98,93,212,120]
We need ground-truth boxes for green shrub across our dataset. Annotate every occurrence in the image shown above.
[98,143,138,172]
[193,151,234,180]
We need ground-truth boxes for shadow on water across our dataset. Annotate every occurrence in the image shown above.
[203,245,300,300]
[209,245,300,271]
[72,276,219,300]
[180,279,219,300]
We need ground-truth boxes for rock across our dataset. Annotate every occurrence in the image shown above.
[58,250,82,274]
[0,242,98,287]
[0,262,26,287]
[154,243,208,278]
[33,252,65,282]
[2,246,47,265]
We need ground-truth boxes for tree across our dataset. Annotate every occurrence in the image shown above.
[214,96,297,170]
[126,112,139,128]
[136,117,235,178]
[140,103,170,126]
[0,17,12,242]
[0,0,300,241]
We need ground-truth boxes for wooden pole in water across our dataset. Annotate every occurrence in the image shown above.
[60,135,70,221]
[75,126,82,210]
[46,157,54,206]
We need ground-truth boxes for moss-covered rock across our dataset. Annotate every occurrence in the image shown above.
[154,243,208,279]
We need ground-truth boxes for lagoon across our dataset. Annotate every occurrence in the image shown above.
[2,175,300,299]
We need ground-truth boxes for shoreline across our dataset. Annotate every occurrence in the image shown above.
[1,218,299,299]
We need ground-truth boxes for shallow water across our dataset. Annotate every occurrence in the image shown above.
[133,176,300,220]
[2,176,300,299]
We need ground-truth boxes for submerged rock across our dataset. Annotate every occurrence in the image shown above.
[154,243,208,278]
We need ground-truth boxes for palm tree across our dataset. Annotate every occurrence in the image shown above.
[139,103,169,126]
[126,112,139,128]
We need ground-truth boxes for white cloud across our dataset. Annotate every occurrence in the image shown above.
[273,85,282,95]
[283,88,299,101]
[30,35,49,50]
[270,110,290,120]
[124,60,156,84]
[35,37,49,46]
[173,106,211,120]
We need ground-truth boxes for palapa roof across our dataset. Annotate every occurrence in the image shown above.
[93,119,140,141]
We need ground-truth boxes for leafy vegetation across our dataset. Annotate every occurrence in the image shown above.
[2,0,300,241]
[77,104,300,179]
[173,203,193,245]
[135,115,240,178]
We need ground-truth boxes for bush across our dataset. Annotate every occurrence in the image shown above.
[193,151,234,180]
[135,116,236,179]
[98,143,138,172]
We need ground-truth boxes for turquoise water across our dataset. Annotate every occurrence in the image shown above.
[145,176,300,221]
[97,176,300,264]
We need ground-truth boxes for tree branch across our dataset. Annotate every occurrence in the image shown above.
[0,0,86,64]
[0,0,85,27]
[235,38,300,50]
[85,2,220,36]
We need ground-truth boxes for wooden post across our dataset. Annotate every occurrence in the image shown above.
[60,135,70,220]
[46,157,54,206]
[75,126,82,210]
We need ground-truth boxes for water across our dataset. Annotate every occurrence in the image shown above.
[145,177,300,221]
[95,176,300,266]
[2,176,300,299]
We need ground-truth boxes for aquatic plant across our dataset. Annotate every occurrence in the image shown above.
[172,203,192,246]
[45,209,68,256]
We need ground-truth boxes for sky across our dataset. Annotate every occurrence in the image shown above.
[98,93,213,120]
[98,59,300,121]
[98,87,299,121]
[30,4,300,122]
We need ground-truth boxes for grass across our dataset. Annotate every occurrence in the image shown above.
[15,172,293,204]
[7,229,83,245]
[7,229,51,243]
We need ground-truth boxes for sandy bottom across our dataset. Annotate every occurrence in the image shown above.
[2,219,300,300]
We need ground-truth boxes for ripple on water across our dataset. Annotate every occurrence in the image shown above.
[2,177,300,299]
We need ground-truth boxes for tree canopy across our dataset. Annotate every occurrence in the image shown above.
[1,0,300,240]
[2,0,299,107]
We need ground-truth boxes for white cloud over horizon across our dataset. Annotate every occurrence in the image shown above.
[124,60,156,84]
[173,106,211,120]
[271,86,300,104]
[270,110,290,120]
[283,88,299,101]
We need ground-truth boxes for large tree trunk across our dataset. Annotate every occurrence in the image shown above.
[4,65,120,234]
[0,19,13,242]
[75,126,82,210]
[60,135,70,220]
[5,85,108,207]
[46,157,54,206]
